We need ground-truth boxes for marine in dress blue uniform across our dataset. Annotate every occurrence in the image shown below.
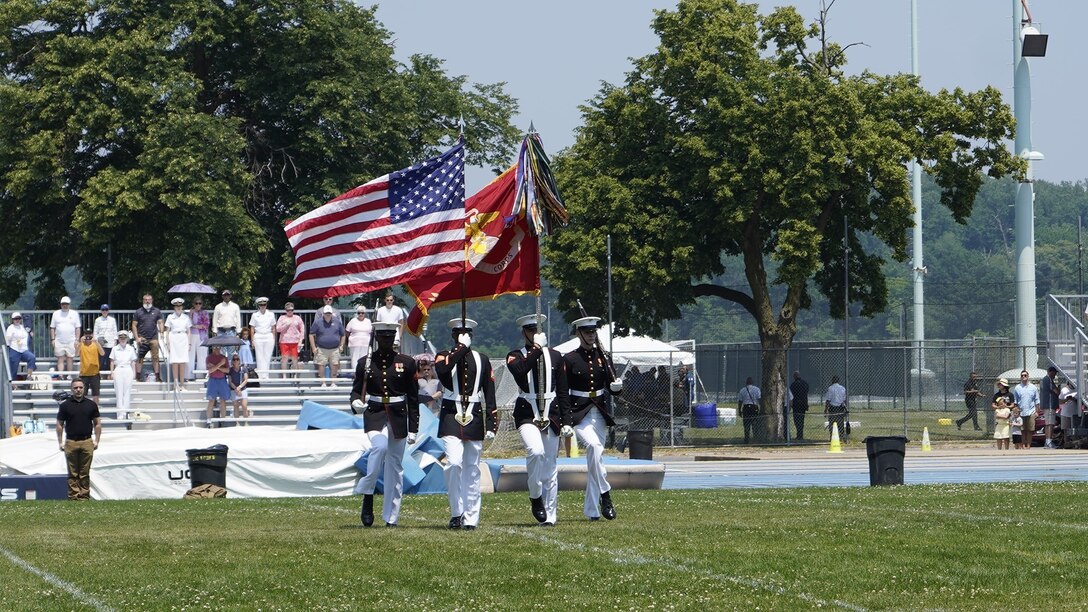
[506,314,571,525]
[349,322,418,527]
[434,318,498,530]
[562,316,622,521]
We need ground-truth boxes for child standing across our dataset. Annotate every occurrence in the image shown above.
[994,397,1012,450]
[228,354,250,422]
[1010,405,1025,449]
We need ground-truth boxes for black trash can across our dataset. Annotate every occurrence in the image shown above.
[185,444,229,489]
[864,436,907,486]
[627,430,654,460]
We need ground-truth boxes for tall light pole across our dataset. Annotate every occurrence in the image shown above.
[1013,0,1047,366]
[910,0,925,371]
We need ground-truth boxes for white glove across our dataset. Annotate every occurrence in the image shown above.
[609,381,623,394]
[484,431,496,441]
[350,399,365,413]
[533,332,548,347]
[560,425,575,438]
[406,432,417,445]
[457,333,471,348]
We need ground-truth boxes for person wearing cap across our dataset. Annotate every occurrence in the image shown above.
[562,315,623,521]
[374,292,405,348]
[957,371,982,432]
[346,306,373,371]
[506,314,571,526]
[110,331,138,419]
[309,305,345,387]
[187,297,210,381]
[212,290,241,361]
[348,322,418,527]
[92,305,118,378]
[434,317,498,530]
[275,302,305,376]
[249,297,276,379]
[164,297,192,389]
[5,312,36,381]
[991,377,1014,440]
[132,294,163,381]
[227,354,250,422]
[54,378,101,500]
[50,296,81,377]
[1040,366,1060,448]
[77,333,105,404]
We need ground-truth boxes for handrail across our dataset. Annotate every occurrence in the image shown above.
[1047,294,1084,329]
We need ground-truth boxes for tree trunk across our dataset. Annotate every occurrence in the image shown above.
[759,331,792,441]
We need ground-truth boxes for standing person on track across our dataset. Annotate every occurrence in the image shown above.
[789,371,810,440]
[562,315,623,522]
[824,376,848,443]
[506,314,571,526]
[434,318,497,530]
[349,322,418,527]
[957,371,982,432]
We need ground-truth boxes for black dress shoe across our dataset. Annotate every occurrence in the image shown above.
[385,522,397,528]
[589,516,600,522]
[541,521,555,527]
[462,524,477,531]
[361,494,374,527]
[530,495,546,523]
[600,491,616,520]
[447,515,463,530]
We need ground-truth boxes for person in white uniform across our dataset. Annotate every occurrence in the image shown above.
[92,304,118,378]
[562,316,623,521]
[505,314,571,526]
[434,318,497,530]
[248,297,276,379]
[164,298,192,389]
[110,332,138,419]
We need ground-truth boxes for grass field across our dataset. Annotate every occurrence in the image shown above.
[2,483,1086,610]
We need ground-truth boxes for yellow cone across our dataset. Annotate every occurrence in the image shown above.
[921,426,932,452]
[828,422,843,453]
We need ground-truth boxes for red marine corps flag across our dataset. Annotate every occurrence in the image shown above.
[404,165,539,335]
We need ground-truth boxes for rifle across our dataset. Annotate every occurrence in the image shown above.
[575,299,618,381]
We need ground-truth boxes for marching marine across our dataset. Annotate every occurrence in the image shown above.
[562,315,623,521]
[434,318,498,530]
[506,314,571,526]
[349,322,418,527]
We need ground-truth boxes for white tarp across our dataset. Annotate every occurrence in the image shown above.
[0,426,370,500]
[554,327,695,368]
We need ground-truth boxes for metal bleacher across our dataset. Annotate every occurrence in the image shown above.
[9,366,357,431]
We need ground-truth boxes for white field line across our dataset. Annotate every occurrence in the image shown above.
[0,545,115,612]
[498,526,868,612]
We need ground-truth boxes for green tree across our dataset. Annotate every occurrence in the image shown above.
[544,0,1021,438]
[0,0,519,309]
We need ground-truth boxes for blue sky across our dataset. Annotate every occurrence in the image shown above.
[373,1,1084,192]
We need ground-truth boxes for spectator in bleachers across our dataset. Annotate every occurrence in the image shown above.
[110,331,137,419]
[165,298,192,390]
[375,292,405,349]
[92,304,117,379]
[346,305,373,371]
[309,305,345,388]
[5,312,36,380]
[212,289,241,361]
[132,294,163,381]
[237,327,255,367]
[415,354,441,412]
[187,297,210,381]
[50,296,81,377]
[275,302,305,376]
[228,354,250,421]
[249,297,276,379]
[205,345,230,426]
[78,333,104,404]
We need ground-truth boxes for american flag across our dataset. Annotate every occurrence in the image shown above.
[285,141,466,298]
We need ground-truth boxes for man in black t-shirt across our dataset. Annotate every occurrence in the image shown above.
[55,379,102,500]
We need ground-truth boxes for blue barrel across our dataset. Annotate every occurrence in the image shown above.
[693,402,718,428]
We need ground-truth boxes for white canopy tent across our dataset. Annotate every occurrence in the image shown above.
[554,327,695,369]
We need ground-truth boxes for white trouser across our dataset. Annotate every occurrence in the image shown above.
[253,333,274,378]
[442,436,482,526]
[349,346,369,372]
[575,407,611,518]
[353,427,407,524]
[519,423,560,523]
[113,366,134,419]
[187,335,207,380]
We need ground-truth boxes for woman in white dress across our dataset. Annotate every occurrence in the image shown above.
[164,298,192,389]
[345,306,372,371]
[110,332,138,419]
